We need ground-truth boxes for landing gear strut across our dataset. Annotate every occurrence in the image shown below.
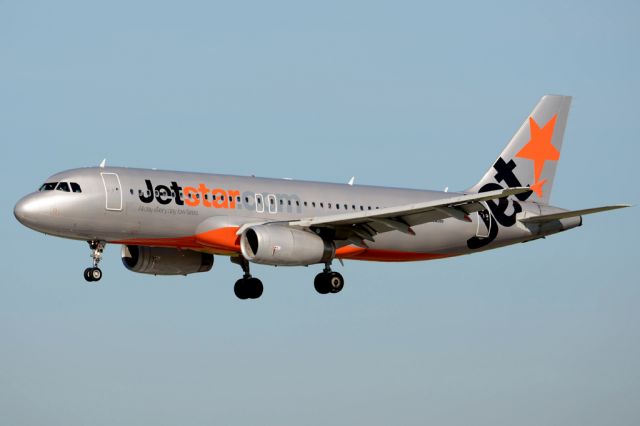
[314,262,344,295]
[84,240,105,282]
[231,256,263,300]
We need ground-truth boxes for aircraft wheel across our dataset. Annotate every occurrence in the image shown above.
[90,267,102,282]
[84,268,94,282]
[328,272,344,293]
[314,273,331,294]
[234,279,249,300]
[248,278,264,299]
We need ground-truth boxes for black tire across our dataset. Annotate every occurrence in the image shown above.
[234,279,249,300]
[248,278,264,299]
[314,273,330,294]
[328,272,344,293]
[84,268,94,282]
[90,268,102,282]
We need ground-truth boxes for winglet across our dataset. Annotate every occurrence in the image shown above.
[348,176,355,186]
[99,159,106,168]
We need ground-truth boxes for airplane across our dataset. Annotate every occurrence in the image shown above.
[14,95,629,300]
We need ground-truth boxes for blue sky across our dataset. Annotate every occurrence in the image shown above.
[1,1,639,425]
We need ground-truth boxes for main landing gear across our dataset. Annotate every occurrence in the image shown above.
[231,256,263,300]
[314,262,345,295]
[230,258,345,299]
[84,240,105,282]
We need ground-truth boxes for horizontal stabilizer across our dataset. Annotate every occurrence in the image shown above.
[519,204,630,224]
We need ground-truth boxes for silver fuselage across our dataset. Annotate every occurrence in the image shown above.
[14,166,579,262]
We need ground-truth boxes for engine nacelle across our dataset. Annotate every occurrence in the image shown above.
[121,245,213,275]
[240,225,334,266]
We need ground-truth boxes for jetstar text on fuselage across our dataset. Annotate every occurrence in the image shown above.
[139,179,240,209]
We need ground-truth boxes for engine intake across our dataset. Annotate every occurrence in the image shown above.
[121,245,213,275]
[240,225,334,266]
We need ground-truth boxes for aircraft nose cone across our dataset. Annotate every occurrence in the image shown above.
[14,194,41,228]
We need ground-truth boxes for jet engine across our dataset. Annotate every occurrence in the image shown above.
[240,225,335,266]
[121,245,213,275]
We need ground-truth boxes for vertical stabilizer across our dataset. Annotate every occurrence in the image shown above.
[468,95,572,205]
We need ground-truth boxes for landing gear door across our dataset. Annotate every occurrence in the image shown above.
[475,205,491,238]
[101,172,123,211]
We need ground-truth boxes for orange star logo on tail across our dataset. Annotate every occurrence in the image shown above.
[515,114,559,197]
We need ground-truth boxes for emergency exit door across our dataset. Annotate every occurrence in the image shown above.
[101,172,123,211]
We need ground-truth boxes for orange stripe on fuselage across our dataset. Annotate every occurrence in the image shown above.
[336,246,455,262]
[195,227,241,252]
[113,232,455,261]
[112,226,241,254]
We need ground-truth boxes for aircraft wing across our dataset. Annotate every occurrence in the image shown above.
[287,187,531,244]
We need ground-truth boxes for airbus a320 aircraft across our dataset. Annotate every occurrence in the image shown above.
[14,95,629,299]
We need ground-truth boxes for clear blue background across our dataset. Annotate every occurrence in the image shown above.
[1,1,638,425]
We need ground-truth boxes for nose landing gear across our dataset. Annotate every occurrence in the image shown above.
[84,240,105,282]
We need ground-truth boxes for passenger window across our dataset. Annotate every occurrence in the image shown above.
[237,196,241,202]
[320,202,324,208]
[312,202,316,208]
[304,201,308,207]
[39,182,58,191]
[245,197,249,203]
[368,206,371,210]
[288,200,292,206]
[352,205,356,210]
[336,204,340,209]
[328,203,332,209]
[280,199,283,205]
[296,201,300,206]
[360,206,364,211]
[56,182,70,192]
[130,189,134,195]
[70,182,82,193]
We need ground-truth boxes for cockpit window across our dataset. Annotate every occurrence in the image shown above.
[56,182,70,192]
[39,182,58,191]
[70,182,82,193]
